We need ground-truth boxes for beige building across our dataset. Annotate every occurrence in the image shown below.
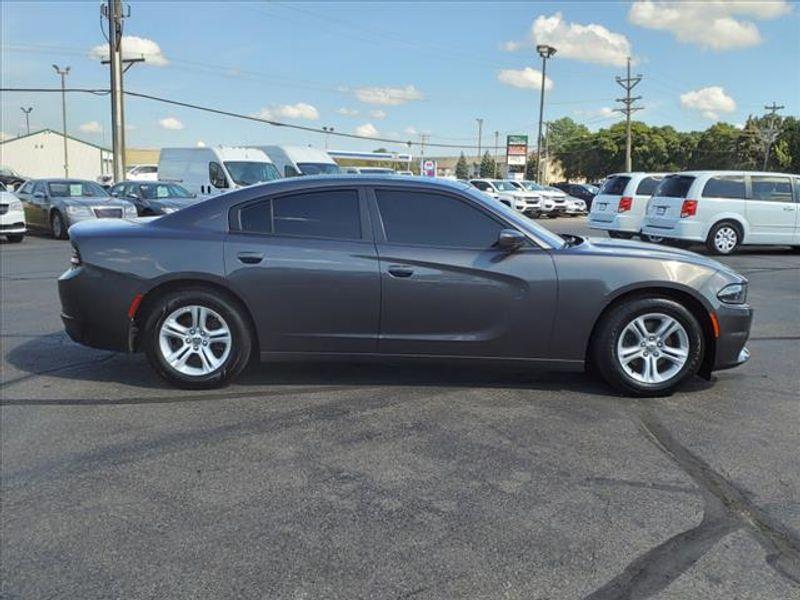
[0,129,113,180]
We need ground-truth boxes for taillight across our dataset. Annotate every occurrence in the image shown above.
[70,245,82,267]
[680,199,698,218]
[618,197,633,212]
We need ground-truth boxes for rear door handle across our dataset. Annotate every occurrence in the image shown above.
[388,265,414,278]
[783,206,795,211]
[237,251,264,265]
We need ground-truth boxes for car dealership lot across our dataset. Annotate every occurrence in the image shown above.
[2,221,799,599]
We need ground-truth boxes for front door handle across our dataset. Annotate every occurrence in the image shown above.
[237,251,264,265]
[388,265,414,278]
[783,206,795,211]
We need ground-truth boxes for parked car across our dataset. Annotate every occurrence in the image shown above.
[109,181,198,216]
[553,182,599,208]
[159,146,280,197]
[512,181,568,217]
[256,145,341,177]
[588,173,667,242]
[469,179,551,218]
[126,164,159,181]
[641,171,800,255]
[395,170,414,176]
[60,176,752,397]
[0,166,26,191]
[565,197,587,216]
[341,166,396,175]
[0,181,26,242]
[15,178,137,239]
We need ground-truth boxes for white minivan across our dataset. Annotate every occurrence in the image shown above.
[158,147,280,197]
[588,172,667,240]
[641,171,800,254]
[256,146,340,177]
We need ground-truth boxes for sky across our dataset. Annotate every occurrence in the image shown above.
[1,1,799,156]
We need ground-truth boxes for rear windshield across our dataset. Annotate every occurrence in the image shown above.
[654,175,695,198]
[598,176,631,196]
[635,176,663,196]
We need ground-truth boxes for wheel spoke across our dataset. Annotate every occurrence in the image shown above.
[655,318,679,340]
[619,346,643,363]
[167,344,193,368]
[632,317,649,340]
[660,345,688,363]
[162,318,188,338]
[198,345,215,373]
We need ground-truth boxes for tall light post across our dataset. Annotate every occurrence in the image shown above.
[535,44,556,182]
[475,118,483,176]
[322,126,334,150]
[20,107,33,135]
[52,65,71,177]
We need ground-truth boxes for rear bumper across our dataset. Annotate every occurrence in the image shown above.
[713,304,753,371]
[588,213,640,233]
[641,219,705,242]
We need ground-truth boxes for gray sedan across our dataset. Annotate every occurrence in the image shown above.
[15,178,137,239]
[58,177,752,396]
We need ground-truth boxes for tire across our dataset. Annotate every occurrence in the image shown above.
[6,233,24,243]
[608,231,635,240]
[641,234,665,244]
[591,297,704,397]
[706,221,741,255]
[51,211,68,240]
[143,289,252,389]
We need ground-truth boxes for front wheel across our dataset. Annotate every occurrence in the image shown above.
[591,297,704,397]
[143,290,252,389]
[641,234,665,244]
[51,211,68,240]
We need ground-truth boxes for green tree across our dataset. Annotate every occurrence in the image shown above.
[479,151,496,177]
[525,152,537,180]
[455,152,470,179]
[688,123,741,170]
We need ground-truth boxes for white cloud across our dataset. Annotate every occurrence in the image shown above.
[158,117,184,130]
[680,86,736,120]
[89,35,169,66]
[252,103,319,121]
[79,121,102,133]
[575,107,616,119]
[336,107,359,117]
[497,67,553,91]
[354,85,424,106]
[629,1,792,50]
[500,40,524,52]
[196,140,206,147]
[354,123,379,138]
[403,126,418,136]
[369,109,387,120]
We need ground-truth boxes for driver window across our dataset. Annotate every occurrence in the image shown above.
[209,162,228,188]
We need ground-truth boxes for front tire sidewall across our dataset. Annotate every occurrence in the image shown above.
[51,211,68,240]
[593,298,704,397]
[144,291,252,389]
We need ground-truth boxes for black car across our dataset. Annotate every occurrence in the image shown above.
[553,182,599,207]
[109,181,198,216]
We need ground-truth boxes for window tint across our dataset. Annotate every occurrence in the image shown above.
[702,175,745,199]
[654,175,695,198]
[635,176,662,196]
[237,190,361,239]
[32,182,45,196]
[750,175,794,203]
[471,181,489,191]
[599,176,631,196]
[209,162,228,188]
[376,189,502,248]
[18,181,33,194]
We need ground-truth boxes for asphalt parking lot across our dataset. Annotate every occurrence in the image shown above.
[2,218,799,599]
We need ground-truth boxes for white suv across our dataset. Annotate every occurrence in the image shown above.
[469,179,553,218]
[641,171,800,255]
[588,172,667,241]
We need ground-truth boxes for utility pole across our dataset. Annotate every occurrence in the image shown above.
[541,121,550,183]
[20,107,33,135]
[52,65,70,177]
[419,133,429,169]
[322,126,334,150]
[104,0,127,183]
[760,102,784,170]
[494,130,499,177]
[535,44,556,183]
[475,118,483,177]
[614,56,643,173]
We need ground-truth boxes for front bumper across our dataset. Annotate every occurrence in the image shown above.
[713,303,753,371]
[0,208,27,233]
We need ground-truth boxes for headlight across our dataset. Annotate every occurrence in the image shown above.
[9,200,23,211]
[66,205,92,217]
[717,283,747,304]
[123,204,138,217]
[162,207,177,214]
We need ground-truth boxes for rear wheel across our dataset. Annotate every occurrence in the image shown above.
[6,233,24,243]
[144,290,252,389]
[706,221,741,255]
[50,211,68,240]
[641,234,665,244]
[591,297,704,397]
[608,231,634,240]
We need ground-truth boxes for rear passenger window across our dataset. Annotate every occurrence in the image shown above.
[635,177,662,196]
[702,176,745,199]
[236,189,361,239]
[750,176,794,203]
[599,176,630,196]
[654,175,695,198]
[376,189,502,248]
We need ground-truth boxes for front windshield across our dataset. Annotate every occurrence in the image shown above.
[492,180,518,191]
[223,161,280,186]
[298,162,342,175]
[520,181,546,191]
[48,181,109,198]
[0,182,6,192]
[139,183,193,200]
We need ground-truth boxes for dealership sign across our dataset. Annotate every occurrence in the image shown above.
[506,134,528,167]
[421,159,437,177]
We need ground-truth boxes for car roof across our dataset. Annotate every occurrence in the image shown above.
[33,178,99,184]
[667,170,799,178]
[249,174,471,192]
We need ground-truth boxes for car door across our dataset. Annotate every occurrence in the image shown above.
[15,181,35,225]
[225,186,380,354]
[28,181,50,228]
[370,186,558,358]
[747,175,796,244]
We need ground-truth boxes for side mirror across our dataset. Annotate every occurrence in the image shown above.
[497,229,526,251]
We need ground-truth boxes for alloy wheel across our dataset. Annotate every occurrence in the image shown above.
[616,313,689,384]
[158,305,232,376]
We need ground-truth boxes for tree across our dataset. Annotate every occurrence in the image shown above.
[688,123,741,170]
[525,152,537,180]
[479,151,496,178]
[455,152,470,179]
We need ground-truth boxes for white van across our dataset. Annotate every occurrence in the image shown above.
[158,147,280,197]
[641,171,800,254]
[256,146,341,177]
[588,172,667,240]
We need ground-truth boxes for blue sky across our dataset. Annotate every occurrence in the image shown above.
[2,1,798,155]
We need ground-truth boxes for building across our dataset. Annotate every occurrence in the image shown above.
[0,129,113,181]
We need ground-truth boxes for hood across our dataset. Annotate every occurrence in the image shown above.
[539,190,566,199]
[1,191,19,203]
[59,196,127,207]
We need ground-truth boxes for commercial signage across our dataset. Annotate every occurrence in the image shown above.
[421,159,437,177]
[506,134,528,167]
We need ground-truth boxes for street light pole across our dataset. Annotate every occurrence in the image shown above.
[52,65,70,177]
[535,44,556,183]
[106,0,127,183]
[494,130,499,177]
[476,118,483,176]
[20,107,33,135]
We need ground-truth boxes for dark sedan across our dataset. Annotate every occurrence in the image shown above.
[109,181,198,216]
[59,177,752,396]
[553,182,599,208]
